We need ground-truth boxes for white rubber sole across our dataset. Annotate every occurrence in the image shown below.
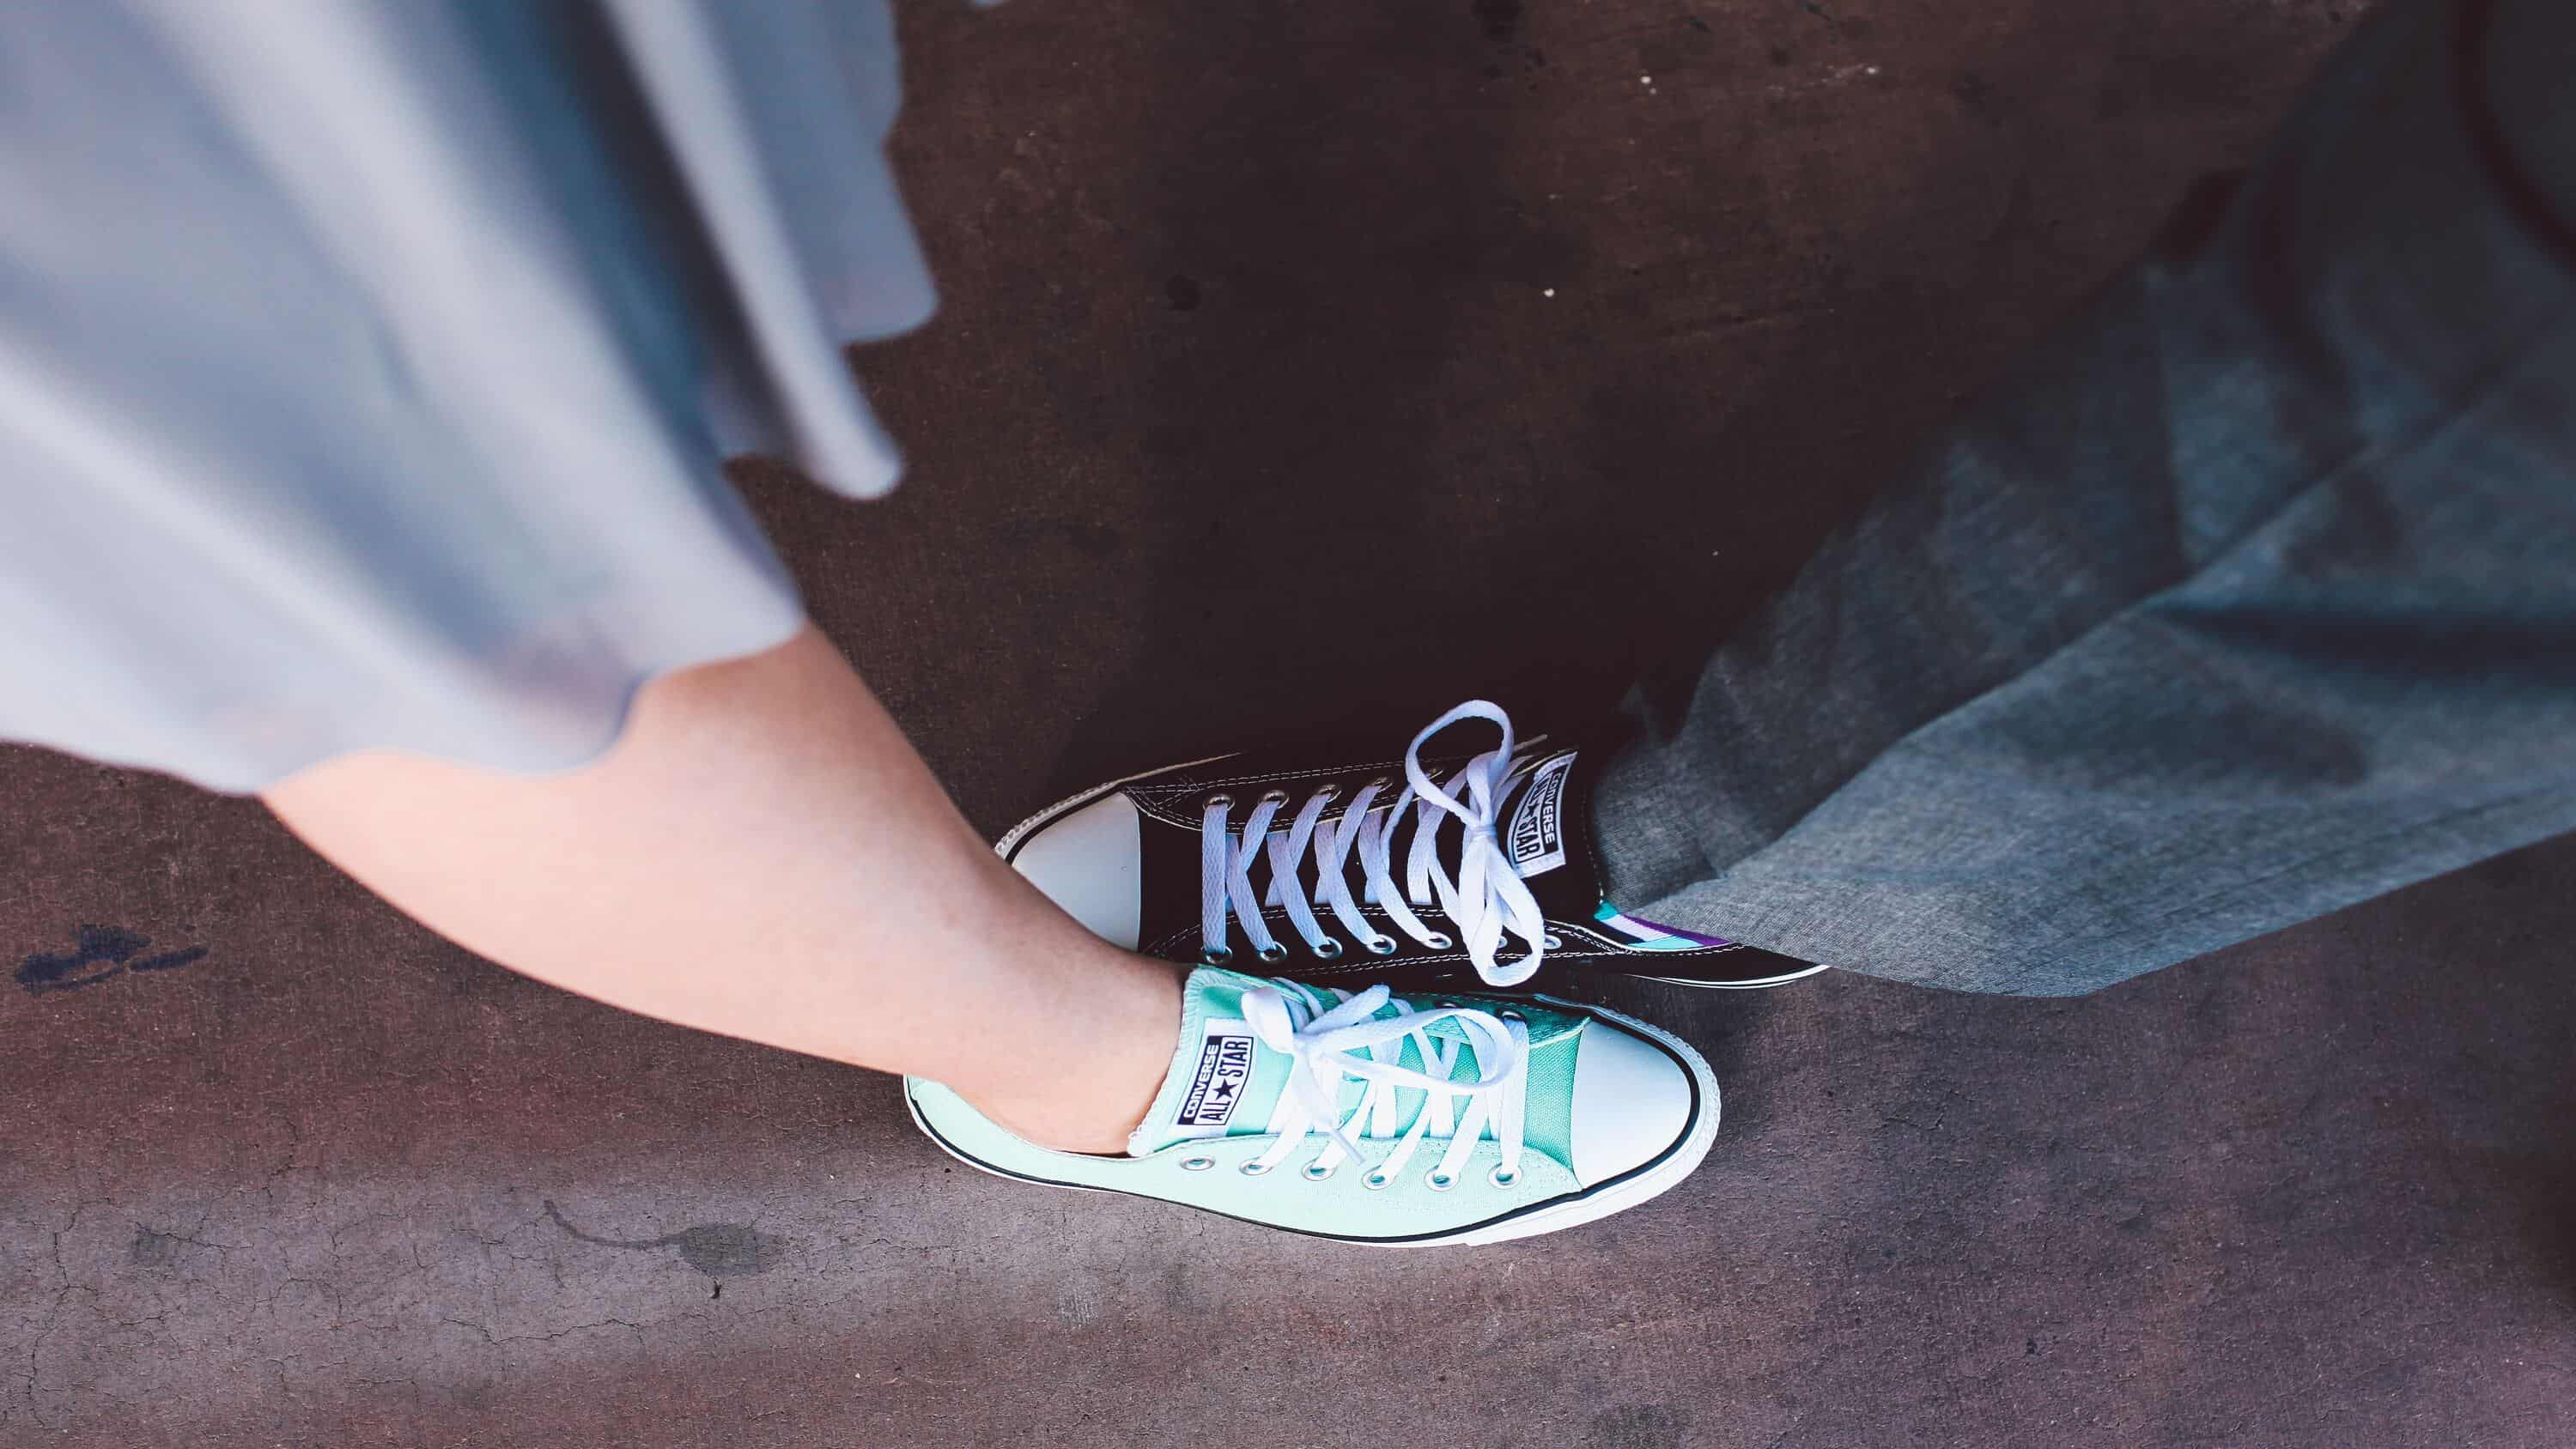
[905,995,1720,1247]
[1435,997,1722,1246]
[1634,961,1835,989]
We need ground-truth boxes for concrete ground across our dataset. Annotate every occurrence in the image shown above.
[5,1,2570,1445]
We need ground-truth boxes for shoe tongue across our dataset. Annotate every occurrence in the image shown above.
[1126,968,1294,1157]
[1327,746,1604,940]
[1485,747,1607,924]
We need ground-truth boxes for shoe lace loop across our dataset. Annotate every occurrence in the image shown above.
[1199,700,1551,987]
[1239,980,1528,1185]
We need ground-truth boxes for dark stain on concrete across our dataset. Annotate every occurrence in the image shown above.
[542,1200,789,1279]
[131,1227,189,1270]
[1588,1404,1688,1449]
[129,1223,228,1272]
[17,925,207,996]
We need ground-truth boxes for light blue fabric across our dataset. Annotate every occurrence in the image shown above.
[0,0,932,791]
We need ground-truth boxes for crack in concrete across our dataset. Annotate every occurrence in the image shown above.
[440,1313,647,1347]
[22,1282,95,1432]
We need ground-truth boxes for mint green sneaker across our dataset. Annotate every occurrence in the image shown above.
[904,968,1718,1246]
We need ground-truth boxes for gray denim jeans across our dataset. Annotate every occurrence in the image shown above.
[1593,0,2576,995]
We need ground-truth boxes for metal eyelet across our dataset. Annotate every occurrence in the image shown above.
[1498,1008,1525,1022]
[1310,937,1344,960]
[1302,1161,1335,1181]
[1256,943,1290,964]
[1425,1171,1457,1192]
[1239,1160,1274,1177]
[1200,945,1233,967]
[1365,935,1399,956]
[1489,1166,1521,1188]
[1203,791,1233,809]
[1365,777,1393,793]
[1257,788,1291,805]
[1542,933,1564,950]
[1363,1170,1393,1191]
[1422,931,1454,949]
[1181,1156,1217,1172]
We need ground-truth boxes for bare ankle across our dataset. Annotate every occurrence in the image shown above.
[973,1091,1145,1155]
[959,949,1182,1155]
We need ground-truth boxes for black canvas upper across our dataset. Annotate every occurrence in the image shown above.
[1012,726,1803,990]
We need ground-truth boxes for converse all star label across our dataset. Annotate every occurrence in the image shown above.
[1172,1018,1259,1136]
[1507,750,1577,877]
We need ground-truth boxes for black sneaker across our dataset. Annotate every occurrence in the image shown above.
[999,700,1828,991]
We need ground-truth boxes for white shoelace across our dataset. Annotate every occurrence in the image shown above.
[1238,980,1528,1188]
[1198,700,1552,987]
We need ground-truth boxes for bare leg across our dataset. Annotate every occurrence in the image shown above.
[263,624,1180,1153]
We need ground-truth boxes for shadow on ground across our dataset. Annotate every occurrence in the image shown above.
[4,2,2568,1446]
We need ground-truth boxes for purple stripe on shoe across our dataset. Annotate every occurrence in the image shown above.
[1619,914,1734,949]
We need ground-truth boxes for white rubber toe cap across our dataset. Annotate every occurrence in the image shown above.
[1009,792,1143,949]
[1566,1022,1695,1186]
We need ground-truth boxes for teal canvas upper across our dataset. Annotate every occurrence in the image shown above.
[902,967,1717,1246]
[1127,969,1584,1171]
